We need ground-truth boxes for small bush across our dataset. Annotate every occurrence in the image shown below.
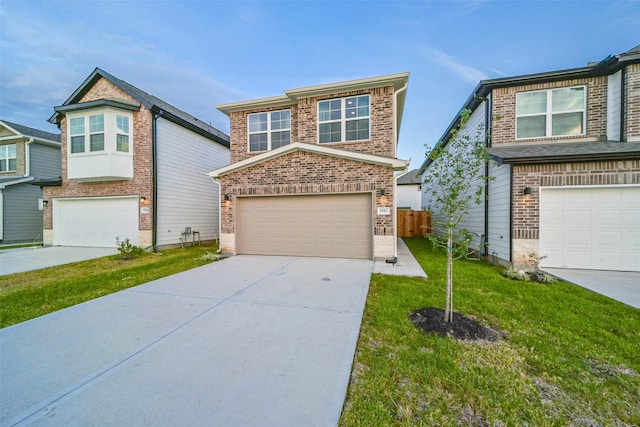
[199,251,221,262]
[502,268,557,284]
[115,237,144,259]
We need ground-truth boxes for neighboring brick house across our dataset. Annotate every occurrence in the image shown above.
[208,73,410,260]
[0,120,60,243]
[420,45,640,272]
[43,68,230,249]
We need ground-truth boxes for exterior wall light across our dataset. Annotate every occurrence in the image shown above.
[379,189,386,196]
[140,196,147,204]
[523,187,532,196]
[223,194,231,201]
[42,200,49,207]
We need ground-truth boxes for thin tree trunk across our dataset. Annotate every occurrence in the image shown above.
[444,229,453,322]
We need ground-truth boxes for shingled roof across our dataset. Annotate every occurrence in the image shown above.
[488,141,640,165]
[397,169,422,185]
[0,120,60,143]
[49,68,229,147]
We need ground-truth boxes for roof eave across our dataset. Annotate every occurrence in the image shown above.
[494,152,640,165]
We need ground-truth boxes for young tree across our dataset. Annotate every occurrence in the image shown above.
[423,109,492,322]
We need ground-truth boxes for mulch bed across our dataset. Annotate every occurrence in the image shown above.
[410,307,499,342]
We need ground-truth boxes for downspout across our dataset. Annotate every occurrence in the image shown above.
[24,138,34,177]
[483,96,491,257]
[392,81,409,260]
[152,112,159,251]
[212,176,222,253]
[620,67,626,141]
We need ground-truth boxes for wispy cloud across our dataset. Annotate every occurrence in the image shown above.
[424,46,489,84]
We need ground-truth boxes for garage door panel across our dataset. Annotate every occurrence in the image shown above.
[540,186,640,271]
[55,198,138,247]
[237,194,372,259]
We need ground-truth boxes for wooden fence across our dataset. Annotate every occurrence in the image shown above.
[397,209,432,238]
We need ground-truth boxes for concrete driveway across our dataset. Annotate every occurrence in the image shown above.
[543,268,640,309]
[0,255,372,427]
[0,246,118,275]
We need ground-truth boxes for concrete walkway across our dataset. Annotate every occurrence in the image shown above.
[1,255,372,427]
[0,246,118,275]
[543,268,640,309]
[373,238,428,278]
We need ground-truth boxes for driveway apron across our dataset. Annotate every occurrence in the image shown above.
[0,255,373,427]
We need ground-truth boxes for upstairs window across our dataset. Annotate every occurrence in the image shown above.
[248,109,291,152]
[67,110,133,155]
[0,144,17,172]
[116,115,130,152]
[318,95,370,143]
[516,86,585,139]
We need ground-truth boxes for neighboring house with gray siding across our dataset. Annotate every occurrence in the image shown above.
[420,44,640,272]
[396,169,422,210]
[0,120,61,243]
[43,68,230,249]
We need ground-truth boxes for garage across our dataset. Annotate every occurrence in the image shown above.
[539,186,640,271]
[53,197,139,247]
[236,193,372,259]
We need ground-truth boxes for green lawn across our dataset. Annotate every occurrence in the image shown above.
[340,237,640,426]
[0,244,219,328]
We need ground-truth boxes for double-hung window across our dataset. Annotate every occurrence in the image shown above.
[516,86,585,139]
[116,115,130,152]
[248,110,291,152]
[318,95,370,143]
[89,114,105,151]
[0,144,17,172]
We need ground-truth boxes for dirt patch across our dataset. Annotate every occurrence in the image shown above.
[410,307,499,342]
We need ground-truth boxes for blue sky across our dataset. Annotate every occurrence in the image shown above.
[1,0,638,169]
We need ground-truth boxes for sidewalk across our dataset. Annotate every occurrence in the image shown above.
[373,238,427,278]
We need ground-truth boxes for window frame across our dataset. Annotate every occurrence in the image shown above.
[67,109,133,156]
[515,85,586,140]
[0,144,17,172]
[317,94,371,144]
[247,109,291,153]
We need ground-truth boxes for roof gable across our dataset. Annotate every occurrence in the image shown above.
[397,169,421,185]
[49,68,229,147]
[208,142,408,178]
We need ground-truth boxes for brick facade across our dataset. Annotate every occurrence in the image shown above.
[220,82,401,258]
[43,77,153,233]
[220,150,394,235]
[491,77,608,145]
[625,63,640,141]
[229,86,396,163]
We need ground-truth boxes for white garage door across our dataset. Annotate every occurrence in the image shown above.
[54,197,139,247]
[236,193,372,259]
[539,186,640,271]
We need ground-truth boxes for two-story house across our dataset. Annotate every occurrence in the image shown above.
[208,73,410,260]
[0,120,61,243]
[43,68,230,249]
[420,45,640,272]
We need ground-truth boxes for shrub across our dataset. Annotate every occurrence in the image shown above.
[115,237,144,259]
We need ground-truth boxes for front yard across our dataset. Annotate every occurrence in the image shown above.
[0,244,219,328]
[341,237,640,426]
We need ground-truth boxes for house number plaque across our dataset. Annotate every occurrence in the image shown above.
[377,207,391,215]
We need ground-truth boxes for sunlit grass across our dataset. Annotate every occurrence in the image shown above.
[340,238,640,426]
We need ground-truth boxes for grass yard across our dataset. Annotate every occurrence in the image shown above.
[341,237,640,426]
[0,244,219,328]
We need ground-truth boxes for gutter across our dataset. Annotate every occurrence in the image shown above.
[392,80,409,261]
[152,112,159,251]
[24,138,33,177]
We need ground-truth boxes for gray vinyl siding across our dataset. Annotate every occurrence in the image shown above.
[155,118,230,247]
[487,163,511,262]
[2,183,43,242]
[30,143,62,180]
[607,70,622,141]
[422,103,487,252]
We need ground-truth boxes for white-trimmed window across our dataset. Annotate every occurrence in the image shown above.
[516,86,586,139]
[0,144,17,172]
[318,95,370,143]
[116,114,130,152]
[248,109,291,152]
[68,110,133,155]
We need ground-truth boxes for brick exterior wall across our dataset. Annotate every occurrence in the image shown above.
[491,77,608,145]
[43,77,153,231]
[219,150,394,236]
[625,63,640,141]
[228,85,396,163]
[511,160,640,241]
